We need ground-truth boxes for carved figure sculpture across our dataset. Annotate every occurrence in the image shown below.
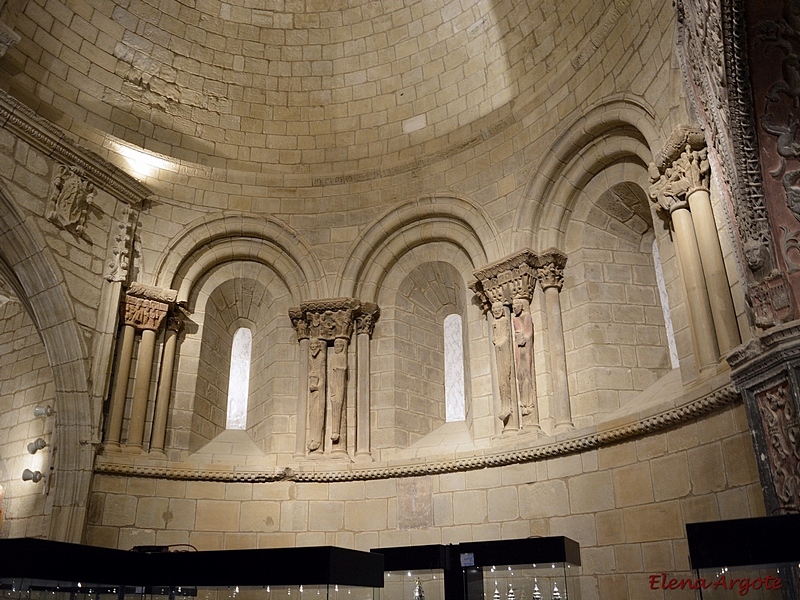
[46,165,95,234]
[307,338,326,452]
[492,302,514,426]
[329,337,348,443]
[512,299,536,418]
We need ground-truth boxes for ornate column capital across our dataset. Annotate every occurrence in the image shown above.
[355,302,380,336]
[123,283,177,331]
[471,249,538,310]
[536,249,568,291]
[289,307,310,341]
[298,298,360,341]
[0,22,20,60]
[649,126,710,215]
[166,306,187,333]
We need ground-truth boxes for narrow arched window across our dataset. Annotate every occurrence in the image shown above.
[226,327,252,430]
[444,313,465,422]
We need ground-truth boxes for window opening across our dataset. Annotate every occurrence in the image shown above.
[226,327,252,429]
[444,313,466,422]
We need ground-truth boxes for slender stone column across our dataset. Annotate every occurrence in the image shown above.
[104,322,136,451]
[649,126,737,369]
[127,328,158,450]
[687,189,741,354]
[671,204,720,369]
[290,308,310,457]
[150,309,184,453]
[355,303,379,461]
[538,250,573,432]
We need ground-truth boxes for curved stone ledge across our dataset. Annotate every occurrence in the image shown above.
[94,383,740,483]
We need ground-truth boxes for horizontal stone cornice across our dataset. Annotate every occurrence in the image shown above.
[0,90,152,207]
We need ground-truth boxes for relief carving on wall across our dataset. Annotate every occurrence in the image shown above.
[676,0,775,276]
[46,165,95,236]
[756,381,800,512]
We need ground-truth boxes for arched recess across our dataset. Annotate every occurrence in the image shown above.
[152,213,327,303]
[514,98,683,429]
[342,197,497,459]
[336,195,502,300]
[0,187,92,543]
[560,165,676,428]
[513,96,661,251]
[175,260,295,456]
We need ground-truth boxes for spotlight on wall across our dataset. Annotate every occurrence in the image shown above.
[22,469,43,483]
[33,405,54,417]
[27,438,47,454]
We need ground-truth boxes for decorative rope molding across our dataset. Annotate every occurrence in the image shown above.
[0,90,152,207]
[95,384,740,483]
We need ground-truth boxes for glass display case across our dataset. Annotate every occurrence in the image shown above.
[457,539,580,600]
[0,539,384,600]
[687,515,800,599]
[372,538,580,600]
[373,545,449,600]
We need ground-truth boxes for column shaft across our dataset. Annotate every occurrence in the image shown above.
[687,188,741,355]
[151,327,177,453]
[127,328,157,450]
[544,287,572,431]
[294,337,309,457]
[671,206,720,369]
[105,324,136,450]
[355,331,371,459]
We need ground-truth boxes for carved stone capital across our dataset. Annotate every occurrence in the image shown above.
[289,307,309,340]
[298,298,360,341]
[355,302,380,336]
[649,126,710,215]
[471,249,538,308]
[166,306,187,333]
[536,249,568,291]
[122,295,169,331]
[0,22,20,59]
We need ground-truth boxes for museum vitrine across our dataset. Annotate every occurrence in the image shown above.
[686,515,800,600]
[372,537,580,600]
[0,539,384,600]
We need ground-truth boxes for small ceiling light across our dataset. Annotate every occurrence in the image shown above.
[27,438,47,454]
[33,405,54,417]
[22,468,43,483]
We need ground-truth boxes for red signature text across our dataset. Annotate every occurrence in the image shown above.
[649,572,782,596]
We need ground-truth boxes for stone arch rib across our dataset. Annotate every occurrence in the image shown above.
[0,185,92,543]
[336,195,501,300]
[153,213,326,303]
[514,97,660,251]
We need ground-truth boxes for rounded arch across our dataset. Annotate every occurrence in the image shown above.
[0,185,92,543]
[337,194,501,300]
[514,97,661,250]
[152,213,327,303]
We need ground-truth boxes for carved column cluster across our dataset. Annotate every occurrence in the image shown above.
[105,283,178,453]
[471,249,570,435]
[289,299,379,460]
[649,126,741,370]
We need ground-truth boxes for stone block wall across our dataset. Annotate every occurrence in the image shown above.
[0,299,55,538]
[84,402,762,600]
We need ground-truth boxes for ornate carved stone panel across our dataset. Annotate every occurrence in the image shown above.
[755,381,800,511]
[46,165,95,235]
